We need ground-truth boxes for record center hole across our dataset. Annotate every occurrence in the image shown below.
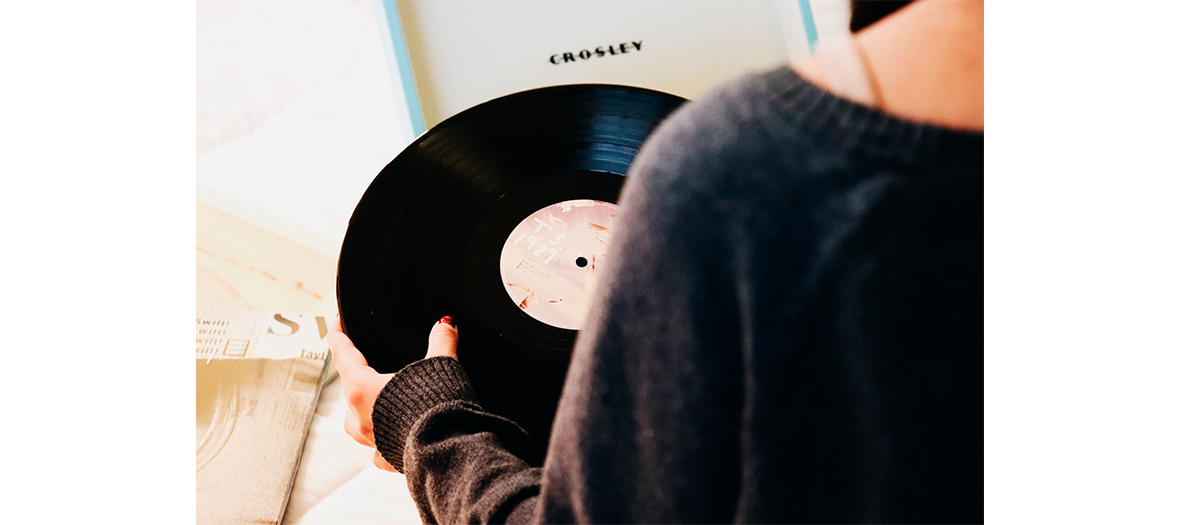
[575,257,588,268]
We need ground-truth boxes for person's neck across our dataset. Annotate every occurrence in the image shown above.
[796,0,984,132]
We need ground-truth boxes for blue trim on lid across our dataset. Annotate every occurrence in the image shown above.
[381,0,426,136]
[798,0,819,52]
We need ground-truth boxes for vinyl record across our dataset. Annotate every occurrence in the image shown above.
[337,84,685,460]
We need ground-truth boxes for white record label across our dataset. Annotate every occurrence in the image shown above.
[500,199,618,330]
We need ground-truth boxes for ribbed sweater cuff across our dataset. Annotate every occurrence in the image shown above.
[372,356,477,472]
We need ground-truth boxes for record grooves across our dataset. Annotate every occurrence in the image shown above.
[338,84,684,459]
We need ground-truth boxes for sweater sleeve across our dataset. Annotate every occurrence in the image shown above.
[371,356,543,525]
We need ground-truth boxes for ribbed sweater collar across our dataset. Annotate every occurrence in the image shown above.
[760,66,984,171]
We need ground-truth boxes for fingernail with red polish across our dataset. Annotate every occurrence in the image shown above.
[439,316,455,328]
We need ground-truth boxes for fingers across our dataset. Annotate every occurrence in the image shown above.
[332,313,456,467]
[327,319,370,382]
[426,316,459,360]
[344,406,375,448]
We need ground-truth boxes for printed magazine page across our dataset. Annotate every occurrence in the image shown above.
[196,308,331,525]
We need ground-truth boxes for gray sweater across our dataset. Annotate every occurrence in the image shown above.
[372,66,983,524]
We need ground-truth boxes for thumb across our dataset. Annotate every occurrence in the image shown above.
[425,316,458,360]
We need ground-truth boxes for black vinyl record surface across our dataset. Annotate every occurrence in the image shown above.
[337,84,685,460]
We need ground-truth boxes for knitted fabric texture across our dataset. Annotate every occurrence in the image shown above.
[372,356,476,472]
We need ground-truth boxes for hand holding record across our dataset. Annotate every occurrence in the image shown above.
[337,84,685,458]
[328,315,460,472]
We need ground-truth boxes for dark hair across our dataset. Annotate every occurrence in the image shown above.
[850,1,914,33]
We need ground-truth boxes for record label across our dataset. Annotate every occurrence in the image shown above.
[499,199,618,330]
